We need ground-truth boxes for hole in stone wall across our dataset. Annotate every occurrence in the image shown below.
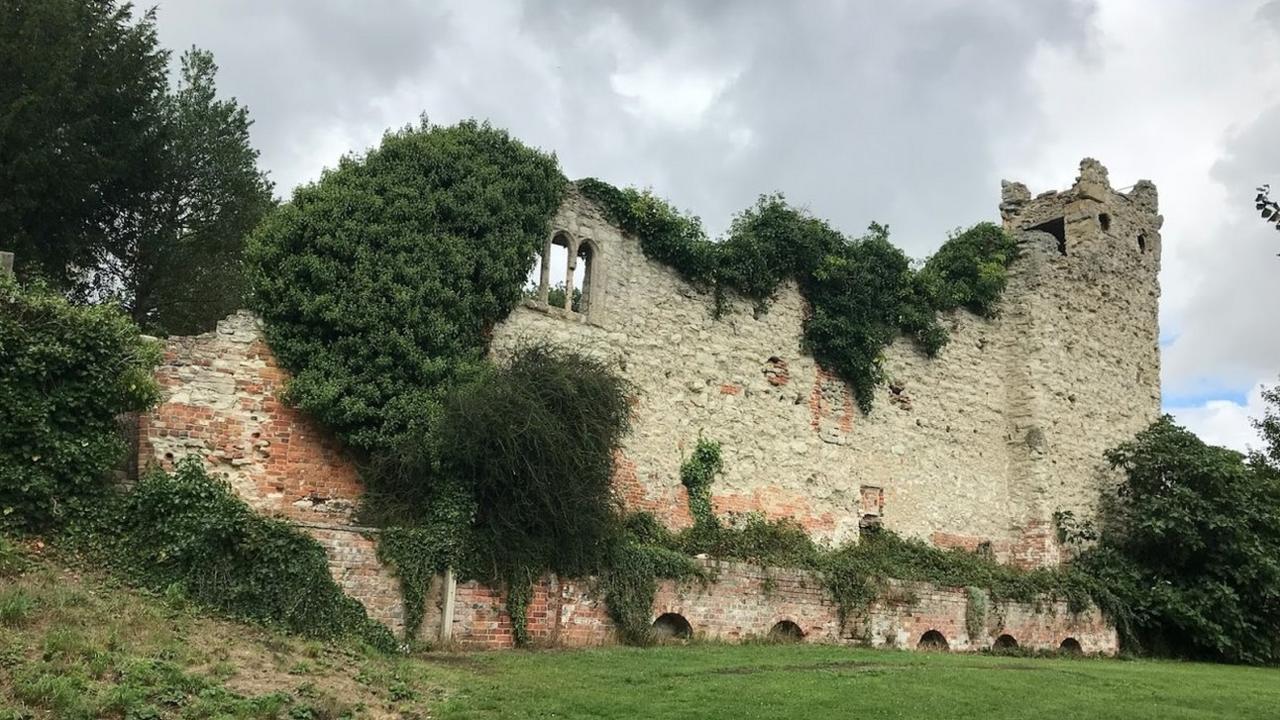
[993,634,1018,650]
[1060,637,1083,654]
[1137,233,1147,254]
[1029,217,1067,256]
[1099,213,1111,232]
[769,620,804,642]
[918,630,949,651]
[652,613,692,641]
[763,357,790,387]
[859,514,882,534]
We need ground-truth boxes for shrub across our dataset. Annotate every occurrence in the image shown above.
[437,344,632,584]
[1075,416,1280,663]
[920,222,1020,317]
[246,119,566,454]
[0,276,160,529]
[371,344,634,645]
[98,458,394,650]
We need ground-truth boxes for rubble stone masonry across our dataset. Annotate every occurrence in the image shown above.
[138,159,1152,651]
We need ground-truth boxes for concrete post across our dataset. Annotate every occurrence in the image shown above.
[0,251,12,277]
[439,567,457,643]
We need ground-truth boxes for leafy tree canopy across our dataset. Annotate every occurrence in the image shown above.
[1076,411,1280,664]
[246,119,565,453]
[0,0,273,334]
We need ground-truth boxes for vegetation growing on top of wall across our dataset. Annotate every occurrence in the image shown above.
[1070,413,1280,665]
[575,179,1018,411]
[0,275,161,530]
[75,458,397,651]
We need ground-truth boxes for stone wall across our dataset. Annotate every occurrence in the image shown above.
[135,159,1150,650]
[493,158,1162,565]
[137,313,407,631]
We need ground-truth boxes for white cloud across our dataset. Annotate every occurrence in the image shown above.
[1171,381,1270,453]
[610,62,736,129]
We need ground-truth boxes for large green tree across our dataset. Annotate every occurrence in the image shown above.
[246,119,564,453]
[122,49,275,334]
[1078,411,1280,664]
[0,0,168,297]
[0,0,273,334]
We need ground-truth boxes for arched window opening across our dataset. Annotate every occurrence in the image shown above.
[993,634,1018,651]
[544,232,574,310]
[652,613,692,641]
[769,620,804,642]
[574,241,595,314]
[1099,213,1111,232]
[1060,637,1083,655]
[917,629,949,651]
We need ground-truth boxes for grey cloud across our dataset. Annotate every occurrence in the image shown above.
[1163,102,1280,396]
[153,0,455,192]
[517,0,1099,250]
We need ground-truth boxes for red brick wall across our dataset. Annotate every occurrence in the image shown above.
[446,559,1115,654]
[139,312,364,526]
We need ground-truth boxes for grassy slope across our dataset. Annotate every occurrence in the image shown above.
[3,538,1279,720]
[0,539,468,719]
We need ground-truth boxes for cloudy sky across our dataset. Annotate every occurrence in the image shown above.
[151,0,1280,452]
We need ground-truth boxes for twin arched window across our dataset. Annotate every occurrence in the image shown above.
[529,230,597,315]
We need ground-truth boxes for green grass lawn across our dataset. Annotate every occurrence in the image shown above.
[428,644,1280,720]
[3,537,1279,719]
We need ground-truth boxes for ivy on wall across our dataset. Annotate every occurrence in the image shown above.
[576,180,1018,411]
[245,120,1027,645]
[0,275,160,530]
[656,440,1093,634]
[92,458,397,650]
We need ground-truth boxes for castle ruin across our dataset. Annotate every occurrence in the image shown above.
[137,159,1160,651]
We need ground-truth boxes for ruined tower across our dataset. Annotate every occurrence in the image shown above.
[996,158,1163,564]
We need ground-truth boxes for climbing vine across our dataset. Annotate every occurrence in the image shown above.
[599,513,703,645]
[680,439,722,528]
[965,586,989,641]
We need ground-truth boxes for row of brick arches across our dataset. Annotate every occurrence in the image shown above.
[651,613,805,642]
[650,614,1086,654]
[917,629,1085,654]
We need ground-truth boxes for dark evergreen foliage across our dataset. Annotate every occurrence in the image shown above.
[0,276,160,529]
